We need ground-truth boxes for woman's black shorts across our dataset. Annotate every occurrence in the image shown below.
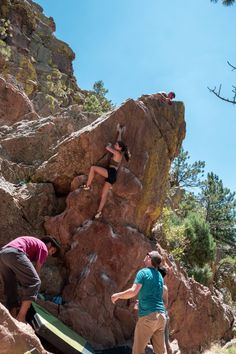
[105,167,117,185]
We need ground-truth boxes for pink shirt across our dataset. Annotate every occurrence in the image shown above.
[5,236,48,265]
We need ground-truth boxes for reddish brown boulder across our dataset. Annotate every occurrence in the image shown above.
[39,95,233,352]
[0,76,34,126]
[0,82,234,353]
[0,178,58,245]
[58,222,150,348]
[0,303,47,354]
[3,2,232,353]
[0,109,98,168]
[0,177,33,246]
[37,96,185,234]
[45,212,235,352]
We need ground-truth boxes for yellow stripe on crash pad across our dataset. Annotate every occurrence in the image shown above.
[32,302,86,352]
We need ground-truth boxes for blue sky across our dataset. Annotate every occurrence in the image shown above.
[36,0,236,192]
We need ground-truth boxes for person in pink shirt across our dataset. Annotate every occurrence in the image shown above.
[0,235,60,322]
[155,91,176,105]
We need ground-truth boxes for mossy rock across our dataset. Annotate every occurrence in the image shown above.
[135,142,170,234]
[73,91,84,105]
[0,0,10,18]
[56,39,75,60]
[15,54,37,95]
[0,39,11,61]
[13,2,37,33]
[0,0,81,113]
[45,94,58,110]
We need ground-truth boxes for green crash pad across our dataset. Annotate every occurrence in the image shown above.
[29,302,94,354]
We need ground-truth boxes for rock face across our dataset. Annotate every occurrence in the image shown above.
[34,96,185,232]
[0,74,98,242]
[0,303,47,354]
[0,0,84,115]
[59,223,150,348]
[0,1,235,354]
[0,76,35,125]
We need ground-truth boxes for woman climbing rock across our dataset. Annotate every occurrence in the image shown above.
[81,124,130,219]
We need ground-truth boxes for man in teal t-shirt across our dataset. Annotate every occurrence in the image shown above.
[111,251,166,354]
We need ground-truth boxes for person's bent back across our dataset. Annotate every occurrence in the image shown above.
[0,235,60,322]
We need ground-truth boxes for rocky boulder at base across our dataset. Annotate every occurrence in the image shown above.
[0,303,47,354]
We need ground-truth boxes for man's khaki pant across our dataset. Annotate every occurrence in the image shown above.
[132,312,167,354]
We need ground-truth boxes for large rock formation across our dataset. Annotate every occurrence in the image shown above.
[34,95,185,233]
[0,76,35,125]
[0,303,47,354]
[0,0,84,116]
[0,1,235,354]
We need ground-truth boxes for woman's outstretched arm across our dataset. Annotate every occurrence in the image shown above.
[105,145,117,154]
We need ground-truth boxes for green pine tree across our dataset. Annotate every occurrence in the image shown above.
[83,80,114,114]
[178,192,203,218]
[170,147,205,189]
[83,94,102,114]
[188,265,213,286]
[93,80,114,112]
[93,80,108,98]
[183,213,216,268]
[200,172,236,250]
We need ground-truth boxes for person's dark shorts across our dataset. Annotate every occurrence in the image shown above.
[105,167,117,185]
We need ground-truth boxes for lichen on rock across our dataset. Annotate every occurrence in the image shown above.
[0,0,84,116]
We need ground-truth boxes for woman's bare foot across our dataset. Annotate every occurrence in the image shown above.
[94,211,102,219]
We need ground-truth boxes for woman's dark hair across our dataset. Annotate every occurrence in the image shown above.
[117,141,131,162]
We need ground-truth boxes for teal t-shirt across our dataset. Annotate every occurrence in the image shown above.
[134,267,165,317]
